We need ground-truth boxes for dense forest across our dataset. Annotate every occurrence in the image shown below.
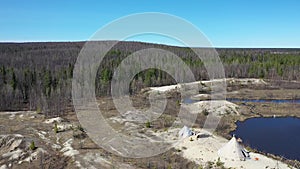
[0,41,300,115]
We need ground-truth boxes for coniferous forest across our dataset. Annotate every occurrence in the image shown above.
[0,41,299,115]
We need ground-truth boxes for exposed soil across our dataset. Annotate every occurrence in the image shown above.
[0,78,299,168]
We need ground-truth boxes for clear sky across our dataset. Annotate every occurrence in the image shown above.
[1,0,300,48]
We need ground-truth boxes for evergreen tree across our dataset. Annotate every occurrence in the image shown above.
[10,69,17,90]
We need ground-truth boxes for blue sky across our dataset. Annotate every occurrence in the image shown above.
[1,0,300,48]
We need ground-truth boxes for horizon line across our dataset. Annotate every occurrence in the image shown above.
[0,40,300,49]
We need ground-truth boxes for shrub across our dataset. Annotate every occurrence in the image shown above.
[145,121,151,128]
[77,125,84,132]
[73,130,86,139]
[36,106,42,114]
[29,141,36,150]
[54,123,58,133]
[216,157,224,167]
[207,161,214,168]
[202,109,209,116]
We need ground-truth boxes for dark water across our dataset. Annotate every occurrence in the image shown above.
[183,98,300,104]
[232,117,300,161]
[183,98,199,104]
[227,98,300,104]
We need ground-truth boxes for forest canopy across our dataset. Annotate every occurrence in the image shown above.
[0,41,299,115]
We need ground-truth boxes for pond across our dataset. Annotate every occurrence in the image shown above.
[183,98,300,104]
[232,117,300,161]
[227,98,300,104]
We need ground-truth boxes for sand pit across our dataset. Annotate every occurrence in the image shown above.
[182,100,240,115]
[174,129,293,169]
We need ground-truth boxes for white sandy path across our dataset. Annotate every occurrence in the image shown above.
[175,130,292,169]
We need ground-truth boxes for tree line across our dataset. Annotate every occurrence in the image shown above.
[0,41,299,115]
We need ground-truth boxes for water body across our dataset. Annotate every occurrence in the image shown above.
[183,98,199,104]
[232,117,300,161]
[227,98,300,104]
[183,98,300,104]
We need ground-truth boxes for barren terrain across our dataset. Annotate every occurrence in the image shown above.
[0,78,299,169]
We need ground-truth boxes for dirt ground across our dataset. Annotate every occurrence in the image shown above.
[0,78,299,169]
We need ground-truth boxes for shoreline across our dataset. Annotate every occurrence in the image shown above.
[226,114,300,167]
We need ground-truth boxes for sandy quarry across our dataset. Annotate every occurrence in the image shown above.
[147,78,296,169]
[173,129,293,169]
[0,110,295,168]
[106,106,294,169]
[0,78,297,168]
[0,110,140,169]
[146,125,293,169]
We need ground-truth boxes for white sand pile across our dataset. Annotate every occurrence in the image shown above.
[0,134,24,154]
[183,100,240,115]
[0,134,49,164]
[2,148,24,160]
[149,78,267,94]
[44,117,73,132]
[60,139,79,157]
[227,78,267,85]
[120,110,150,122]
[8,115,15,120]
[201,78,267,86]
[19,148,47,163]
[0,164,8,169]
[57,123,73,132]
[150,84,179,93]
[2,111,36,120]
[51,143,61,150]
[44,117,64,124]
[82,152,112,168]
[175,129,292,169]
[36,131,48,140]
[77,151,136,169]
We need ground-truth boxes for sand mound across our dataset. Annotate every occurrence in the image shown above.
[0,134,24,154]
[60,139,79,157]
[149,78,267,94]
[0,134,27,163]
[184,100,240,116]
[0,164,8,169]
[227,78,267,85]
[44,117,64,124]
[175,130,292,169]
